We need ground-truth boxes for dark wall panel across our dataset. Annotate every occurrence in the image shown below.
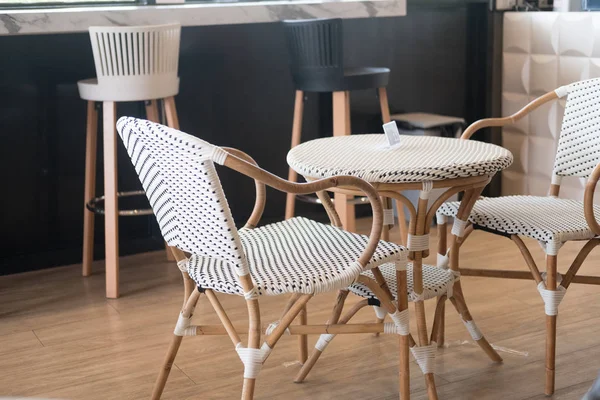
[0,4,492,274]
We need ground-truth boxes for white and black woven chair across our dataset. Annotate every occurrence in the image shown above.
[436,77,600,395]
[116,117,412,400]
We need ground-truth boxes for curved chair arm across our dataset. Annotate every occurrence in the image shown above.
[584,162,600,235]
[461,90,560,140]
[223,151,383,268]
[221,147,266,229]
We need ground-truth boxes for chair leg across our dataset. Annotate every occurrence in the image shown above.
[151,288,202,400]
[430,295,446,347]
[103,101,120,299]
[545,254,558,396]
[151,335,183,400]
[285,90,304,220]
[294,297,365,383]
[449,285,502,363]
[82,101,98,277]
[298,304,308,364]
[145,99,175,263]
[332,91,355,232]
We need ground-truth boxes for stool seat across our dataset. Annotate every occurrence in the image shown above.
[295,67,390,93]
[77,77,179,102]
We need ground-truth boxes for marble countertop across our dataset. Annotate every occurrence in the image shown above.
[0,0,406,36]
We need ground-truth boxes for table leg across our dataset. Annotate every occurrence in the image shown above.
[447,187,502,363]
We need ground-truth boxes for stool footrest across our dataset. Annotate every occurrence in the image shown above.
[86,190,153,216]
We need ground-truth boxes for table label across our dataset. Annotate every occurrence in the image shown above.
[383,121,402,149]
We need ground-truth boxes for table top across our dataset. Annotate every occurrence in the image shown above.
[287,134,513,184]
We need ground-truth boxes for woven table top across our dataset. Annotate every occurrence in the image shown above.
[287,134,513,183]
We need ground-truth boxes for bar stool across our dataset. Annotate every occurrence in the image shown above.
[78,23,181,298]
[282,18,392,232]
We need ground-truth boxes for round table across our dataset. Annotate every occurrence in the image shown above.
[288,134,513,400]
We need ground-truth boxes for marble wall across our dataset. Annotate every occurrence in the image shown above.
[502,12,600,200]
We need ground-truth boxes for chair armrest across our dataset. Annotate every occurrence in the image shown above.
[461,90,560,140]
[221,147,266,229]
[585,162,600,235]
[223,151,383,268]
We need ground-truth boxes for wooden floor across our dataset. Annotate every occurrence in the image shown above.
[2,220,600,400]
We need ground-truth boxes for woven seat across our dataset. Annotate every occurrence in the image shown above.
[349,262,456,302]
[187,217,407,296]
[437,196,600,254]
[287,134,513,183]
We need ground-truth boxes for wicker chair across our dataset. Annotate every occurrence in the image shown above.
[436,77,600,395]
[115,117,412,399]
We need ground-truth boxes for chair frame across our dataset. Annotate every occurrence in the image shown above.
[151,147,411,400]
[434,88,600,395]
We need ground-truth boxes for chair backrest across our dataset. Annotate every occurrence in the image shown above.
[89,24,181,85]
[553,78,600,180]
[116,117,249,275]
[282,18,344,83]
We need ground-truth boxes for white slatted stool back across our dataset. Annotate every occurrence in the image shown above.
[78,23,182,298]
[79,24,181,102]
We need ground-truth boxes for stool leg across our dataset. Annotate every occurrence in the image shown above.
[164,96,179,129]
[332,91,355,232]
[377,87,391,123]
[285,90,304,220]
[82,101,98,277]
[378,87,408,245]
[145,99,175,263]
[103,101,119,299]
[145,99,160,123]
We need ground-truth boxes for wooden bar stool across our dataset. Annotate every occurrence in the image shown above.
[78,23,181,298]
[282,18,392,232]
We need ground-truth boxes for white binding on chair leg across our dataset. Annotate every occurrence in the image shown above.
[462,320,483,341]
[236,342,272,379]
[315,334,336,351]
[174,313,197,336]
[383,309,410,336]
[177,259,188,272]
[451,218,468,238]
[437,250,449,269]
[410,343,437,374]
[407,234,430,252]
[265,320,291,336]
[420,181,433,199]
[244,287,259,300]
[537,282,566,316]
[374,306,388,320]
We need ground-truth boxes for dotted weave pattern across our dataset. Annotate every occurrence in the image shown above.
[287,135,513,183]
[116,117,249,275]
[187,217,408,296]
[437,196,600,252]
[554,78,600,178]
[349,262,456,302]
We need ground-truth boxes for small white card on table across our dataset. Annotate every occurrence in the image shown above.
[383,121,402,148]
